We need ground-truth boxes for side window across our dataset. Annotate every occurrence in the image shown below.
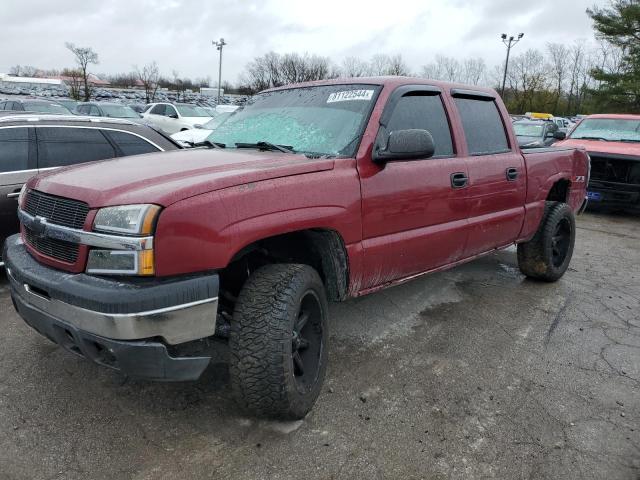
[14,103,25,111]
[105,130,160,156]
[386,94,454,157]
[150,104,165,115]
[89,106,101,116]
[37,127,116,168]
[0,128,30,173]
[0,102,6,110]
[165,105,177,117]
[453,97,509,155]
[77,105,89,114]
[6,102,16,111]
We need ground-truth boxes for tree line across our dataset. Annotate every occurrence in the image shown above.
[7,1,637,112]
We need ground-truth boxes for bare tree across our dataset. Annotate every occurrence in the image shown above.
[242,52,334,92]
[65,42,99,101]
[461,58,486,85]
[508,49,552,112]
[136,62,160,103]
[9,65,39,77]
[341,56,370,77]
[546,43,570,114]
[62,68,83,100]
[368,54,410,76]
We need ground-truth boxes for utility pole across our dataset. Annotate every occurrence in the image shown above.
[212,38,227,103]
[500,32,524,98]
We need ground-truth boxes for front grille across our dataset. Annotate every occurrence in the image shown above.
[24,227,79,263]
[24,190,89,229]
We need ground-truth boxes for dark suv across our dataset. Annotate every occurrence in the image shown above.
[76,102,143,120]
[0,115,180,262]
[0,99,71,115]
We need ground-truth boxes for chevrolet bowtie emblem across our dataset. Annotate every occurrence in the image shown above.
[31,216,47,237]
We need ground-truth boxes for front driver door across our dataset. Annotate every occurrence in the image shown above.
[358,86,471,290]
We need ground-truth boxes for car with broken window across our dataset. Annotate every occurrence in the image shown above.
[3,77,589,419]
[555,114,640,211]
[513,119,565,148]
[0,114,180,263]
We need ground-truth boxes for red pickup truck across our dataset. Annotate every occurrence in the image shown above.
[556,114,640,211]
[4,77,589,419]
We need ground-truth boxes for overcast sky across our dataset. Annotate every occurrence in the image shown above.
[0,0,608,84]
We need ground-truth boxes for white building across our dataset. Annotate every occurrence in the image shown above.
[0,73,66,90]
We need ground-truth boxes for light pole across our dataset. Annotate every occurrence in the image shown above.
[212,38,227,103]
[500,32,524,98]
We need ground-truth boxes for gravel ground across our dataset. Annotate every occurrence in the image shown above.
[1,211,639,480]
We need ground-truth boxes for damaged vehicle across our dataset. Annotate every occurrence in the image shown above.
[556,114,640,211]
[3,78,589,419]
[513,119,565,148]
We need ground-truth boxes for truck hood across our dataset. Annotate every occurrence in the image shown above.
[29,149,335,208]
[555,138,640,157]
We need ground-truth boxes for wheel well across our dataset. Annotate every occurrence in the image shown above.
[547,179,571,203]
[220,229,349,302]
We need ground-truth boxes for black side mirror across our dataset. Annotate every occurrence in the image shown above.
[373,129,435,163]
[553,131,566,140]
[168,113,178,119]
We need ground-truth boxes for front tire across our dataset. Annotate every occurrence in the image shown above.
[229,264,328,419]
[517,201,576,282]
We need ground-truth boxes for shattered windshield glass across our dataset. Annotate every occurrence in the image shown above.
[570,118,640,142]
[207,84,381,156]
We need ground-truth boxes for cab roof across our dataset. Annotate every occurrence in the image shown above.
[263,76,498,97]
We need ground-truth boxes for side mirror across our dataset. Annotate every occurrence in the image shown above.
[373,129,435,163]
[194,124,203,129]
[553,131,566,140]
[169,113,179,119]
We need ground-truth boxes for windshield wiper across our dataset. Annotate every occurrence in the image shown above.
[235,141,295,154]
[192,140,226,149]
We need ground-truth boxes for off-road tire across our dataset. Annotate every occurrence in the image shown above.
[229,264,329,419]
[517,201,576,282]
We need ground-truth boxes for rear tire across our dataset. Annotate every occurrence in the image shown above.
[229,264,328,419]
[517,201,576,282]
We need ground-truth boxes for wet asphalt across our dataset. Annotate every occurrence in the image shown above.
[0,211,639,480]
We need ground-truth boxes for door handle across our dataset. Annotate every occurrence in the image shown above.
[450,172,468,189]
[506,167,519,181]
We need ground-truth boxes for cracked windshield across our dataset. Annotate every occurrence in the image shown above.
[207,85,380,156]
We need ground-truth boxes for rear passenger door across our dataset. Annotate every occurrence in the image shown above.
[359,86,471,289]
[451,91,526,258]
[35,127,117,170]
[0,127,35,250]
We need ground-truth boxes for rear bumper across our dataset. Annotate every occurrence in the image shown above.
[4,234,219,381]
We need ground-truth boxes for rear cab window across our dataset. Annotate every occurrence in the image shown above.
[453,93,510,155]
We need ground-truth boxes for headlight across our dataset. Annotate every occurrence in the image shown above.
[86,249,155,276]
[93,204,161,235]
[88,204,160,275]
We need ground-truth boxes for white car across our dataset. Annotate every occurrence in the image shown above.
[141,102,212,134]
[170,106,239,146]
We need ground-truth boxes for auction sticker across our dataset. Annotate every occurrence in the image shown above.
[327,90,374,103]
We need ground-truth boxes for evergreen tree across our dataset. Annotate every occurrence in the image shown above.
[587,0,640,111]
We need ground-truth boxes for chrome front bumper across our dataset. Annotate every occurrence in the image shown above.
[4,234,219,345]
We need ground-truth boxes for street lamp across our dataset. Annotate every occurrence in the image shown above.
[500,32,524,98]
[212,38,227,103]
